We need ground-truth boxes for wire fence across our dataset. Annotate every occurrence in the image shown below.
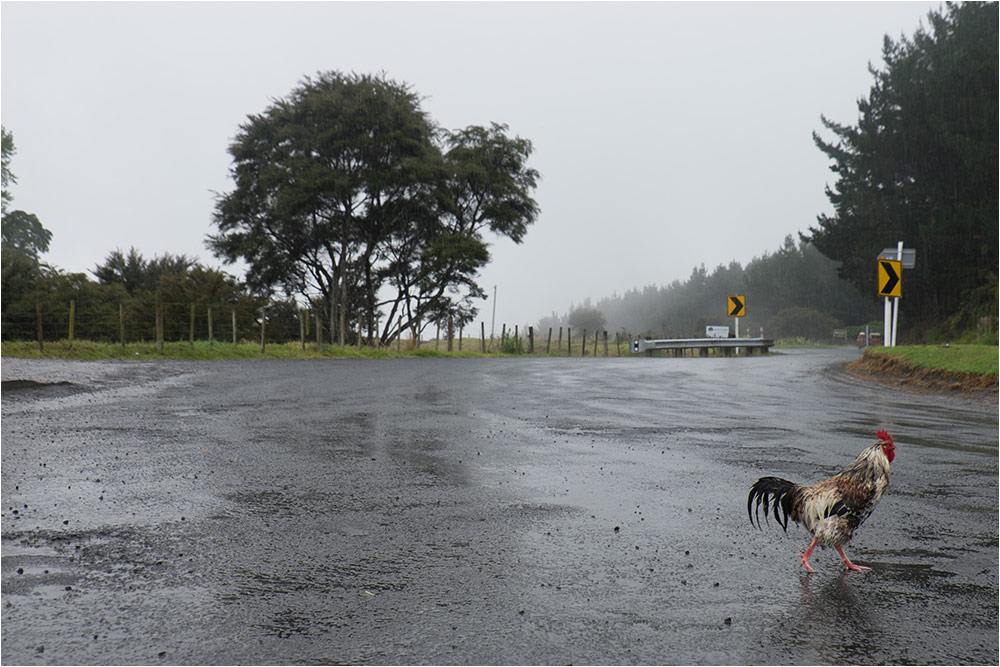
[2,299,642,356]
[2,300,303,347]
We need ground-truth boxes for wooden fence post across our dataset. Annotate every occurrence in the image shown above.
[231,308,237,345]
[557,327,562,354]
[435,321,440,351]
[207,305,214,346]
[299,308,305,350]
[593,329,598,357]
[481,322,486,354]
[35,303,43,353]
[501,324,506,353]
[156,302,164,354]
[189,303,195,348]
[567,327,571,356]
[604,331,609,357]
[259,306,266,353]
[459,324,463,352]
[68,300,75,347]
[582,329,587,357]
[546,327,552,354]
[447,314,454,353]
[315,309,322,352]
[119,303,125,348]
[528,326,534,354]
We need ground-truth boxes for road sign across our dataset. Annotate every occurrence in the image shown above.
[728,295,746,317]
[879,247,916,269]
[878,259,901,297]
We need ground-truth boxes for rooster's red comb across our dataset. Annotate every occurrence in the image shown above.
[876,429,894,445]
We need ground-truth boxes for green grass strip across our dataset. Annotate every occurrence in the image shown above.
[865,344,998,376]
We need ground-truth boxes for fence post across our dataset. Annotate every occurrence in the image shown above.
[592,329,598,357]
[546,327,552,354]
[397,317,402,352]
[435,321,440,351]
[459,324,463,352]
[207,305,214,347]
[604,330,609,357]
[156,302,164,354]
[515,325,519,352]
[259,306,266,353]
[231,308,237,345]
[567,327,571,356]
[582,329,587,357]
[501,324,506,353]
[481,322,486,354]
[299,308,305,350]
[189,303,195,348]
[315,309,322,352]
[119,302,125,348]
[447,314,454,353]
[36,303,43,353]
[557,327,562,354]
[528,326,535,354]
[68,300,75,347]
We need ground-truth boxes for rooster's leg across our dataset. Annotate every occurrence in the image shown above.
[798,538,818,573]
[835,546,870,571]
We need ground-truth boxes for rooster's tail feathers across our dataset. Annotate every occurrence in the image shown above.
[747,476,798,532]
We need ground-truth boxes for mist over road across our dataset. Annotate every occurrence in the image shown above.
[2,351,997,664]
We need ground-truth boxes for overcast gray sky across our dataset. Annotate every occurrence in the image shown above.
[1,1,940,328]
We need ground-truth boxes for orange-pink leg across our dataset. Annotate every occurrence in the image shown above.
[836,546,869,571]
[798,538,818,573]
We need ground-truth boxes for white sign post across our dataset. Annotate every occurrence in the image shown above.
[878,242,915,347]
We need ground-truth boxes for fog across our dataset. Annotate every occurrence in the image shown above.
[0,1,940,328]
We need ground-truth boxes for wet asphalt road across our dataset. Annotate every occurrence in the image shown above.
[1,350,997,665]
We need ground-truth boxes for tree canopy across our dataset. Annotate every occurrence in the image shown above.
[804,2,998,339]
[209,71,539,346]
[1,126,52,260]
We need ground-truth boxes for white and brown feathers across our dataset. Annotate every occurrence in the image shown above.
[748,430,895,572]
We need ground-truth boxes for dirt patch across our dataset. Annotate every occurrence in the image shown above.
[846,350,998,400]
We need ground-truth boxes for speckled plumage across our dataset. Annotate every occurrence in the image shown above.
[747,431,895,572]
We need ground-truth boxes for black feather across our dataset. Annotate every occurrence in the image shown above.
[747,476,798,532]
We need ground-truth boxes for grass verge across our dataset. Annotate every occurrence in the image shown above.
[0,340,497,361]
[863,344,997,376]
[846,344,998,397]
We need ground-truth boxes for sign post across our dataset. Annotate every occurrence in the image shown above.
[728,295,745,354]
[877,242,913,347]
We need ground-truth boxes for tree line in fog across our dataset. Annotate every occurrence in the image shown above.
[540,236,875,342]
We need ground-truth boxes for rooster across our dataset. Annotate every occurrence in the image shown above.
[747,430,895,572]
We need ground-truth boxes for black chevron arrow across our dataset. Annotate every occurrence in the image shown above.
[729,296,744,316]
[880,261,899,295]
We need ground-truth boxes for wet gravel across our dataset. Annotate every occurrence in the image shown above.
[2,351,997,665]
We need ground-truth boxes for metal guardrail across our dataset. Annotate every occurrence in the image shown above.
[631,337,775,355]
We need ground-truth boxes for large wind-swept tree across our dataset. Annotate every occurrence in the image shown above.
[209,72,538,345]
[805,2,998,338]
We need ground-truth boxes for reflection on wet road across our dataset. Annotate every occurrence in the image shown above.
[2,350,997,664]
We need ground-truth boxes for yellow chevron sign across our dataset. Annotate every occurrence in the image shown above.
[878,259,901,297]
[728,295,746,317]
